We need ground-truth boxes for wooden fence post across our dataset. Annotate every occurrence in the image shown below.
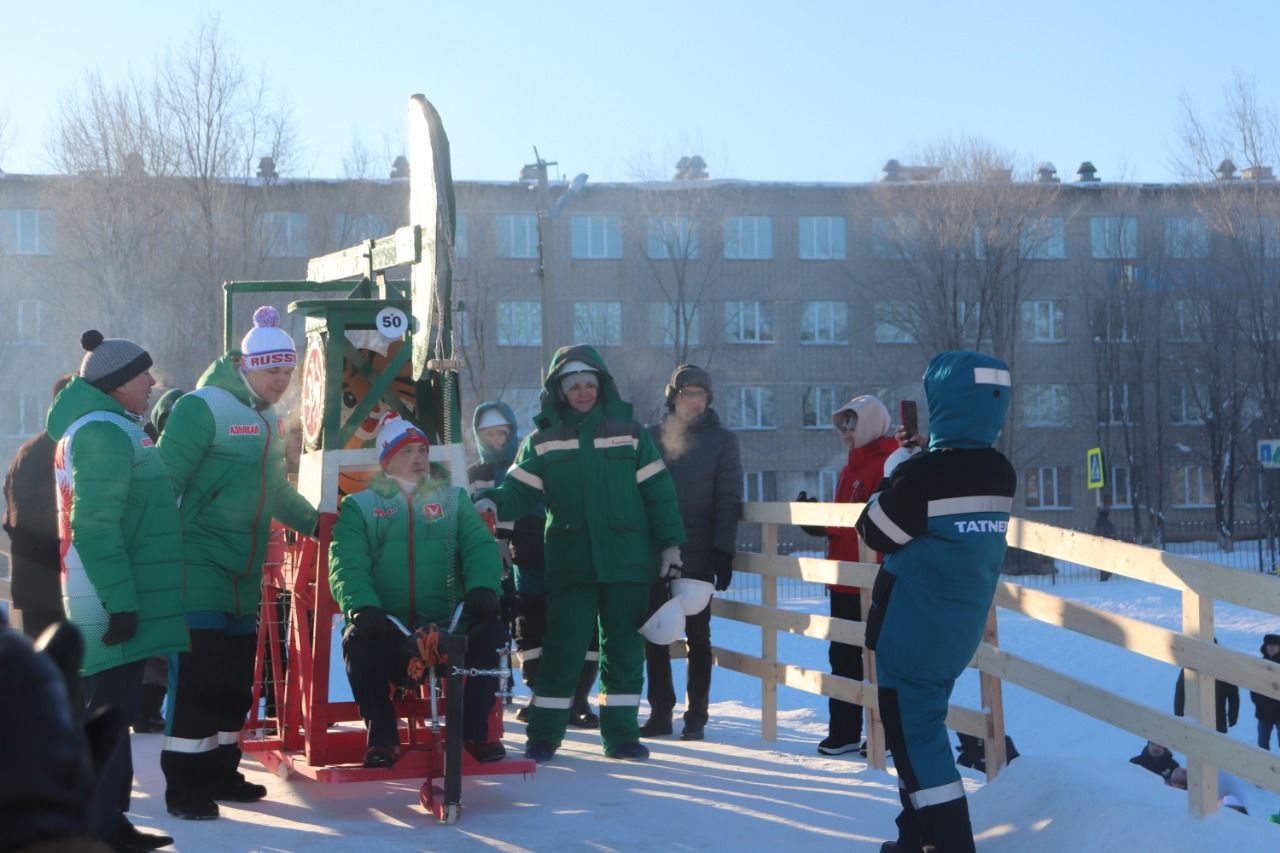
[761,521,778,741]
[1181,586,1219,817]
[859,540,886,771]
[979,604,1007,780]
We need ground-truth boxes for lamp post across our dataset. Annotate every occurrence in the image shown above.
[522,149,587,380]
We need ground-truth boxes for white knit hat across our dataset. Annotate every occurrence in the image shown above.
[376,412,430,468]
[240,306,297,371]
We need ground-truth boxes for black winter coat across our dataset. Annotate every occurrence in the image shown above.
[647,409,742,582]
[1250,635,1280,724]
[1129,745,1180,781]
[1173,669,1240,734]
[2,431,61,613]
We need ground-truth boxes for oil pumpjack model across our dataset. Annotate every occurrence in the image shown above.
[229,94,534,824]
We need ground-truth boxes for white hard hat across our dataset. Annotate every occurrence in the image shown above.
[671,578,714,616]
[639,597,686,645]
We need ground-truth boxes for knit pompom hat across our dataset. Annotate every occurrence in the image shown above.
[664,363,713,409]
[78,330,153,391]
[240,306,297,371]
[376,412,430,468]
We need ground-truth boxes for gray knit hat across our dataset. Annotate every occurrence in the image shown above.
[79,330,153,391]
[665,363,713,409]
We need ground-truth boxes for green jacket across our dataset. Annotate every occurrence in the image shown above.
[479,345,685,591]
[46,377,188,676]
[329,469,502,628]
[158,352,317,616]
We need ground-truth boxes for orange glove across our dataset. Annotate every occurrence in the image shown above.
[405,624,449,683]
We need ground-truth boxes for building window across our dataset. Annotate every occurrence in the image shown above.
[1098,383,1134,426]
[802,386,840,428]
[743,470,776,502]
[0,209,54,255]
[1107,465,1133,509]
[1169,384,1205,426]
[800,301,848,344]
[1021,299,1067,342]
[1164,216,1208,259]
[649,303,701,347]
[818,470,838,502]
[724,216,772,260]
[495,214,537,259]
[571,215,623,259]
[646,216,698,259]
[573,302,622,346]
[1241,217,1280,259]
[16,299,42,344]
[798,216,847,260]
[1025,466,1072,510]
[257,212,309,258]
[1168,300,1199,342]
[1096,299,1134,343]
[496,301,541,347]
[454,214,469,258]
[1172,464,1212,508]
[723,301,774,344]
[504,387,542,430]
[874,302,918,344]
[872,216,919,259]
[1090,216,1138,260]
[727,386,775,430]
[333,213,391,246]
[1023,384,1070,427]
[1020,216,1066,259]
[1,392,40,436]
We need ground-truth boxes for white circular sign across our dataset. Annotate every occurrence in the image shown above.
[375,307,408,339]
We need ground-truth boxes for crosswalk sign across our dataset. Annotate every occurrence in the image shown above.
[1086,448,1105,490]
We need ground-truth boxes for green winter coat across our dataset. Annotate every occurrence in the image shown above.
[329,469,502,628]
[158,352,318,616]
[46,377,188,676]
[478,345,685,591]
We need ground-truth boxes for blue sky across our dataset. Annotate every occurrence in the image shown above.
[2,1,1276,183]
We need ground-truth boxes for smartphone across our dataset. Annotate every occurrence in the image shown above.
[899,400,918,446]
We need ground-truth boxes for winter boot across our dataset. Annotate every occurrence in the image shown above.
[569,660,599,728]
[132,683,167,734]
[162,749,219,821]
[639,715,674,738]
[210,744,267,803]
[605,741,649,761]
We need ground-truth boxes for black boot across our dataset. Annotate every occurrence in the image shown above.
[209,744,267,803]
[569,660,599,728]
[132,683,167,734]
[162,750,219,820]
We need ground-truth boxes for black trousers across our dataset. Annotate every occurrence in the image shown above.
[343,618,508,746]
[83,658,146,835]
[644,581,713,727]
[828,589,864,741]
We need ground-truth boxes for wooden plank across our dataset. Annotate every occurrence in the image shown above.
[761,523,778,742]
[734,551,879,588]
[996,582,1280,701]
[306,227,420,283]
[712,598,865,646]
[743,500,866,527]
[974,645,1280,792]
[979,606,1007,781]
[1182,587,1218,816]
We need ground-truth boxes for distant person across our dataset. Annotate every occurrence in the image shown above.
[855,352,1016,853]
[1168,766,1250,815]
[468,400,600,728]
[640,364,742,742]
[49,331,187,852]
[1129,739,1179,782]
[1250,633,1280,750]
[1092,505,1118,582]
[797,394,897,756]
[1174,660,1239,734]
[3,374,73,640]
[476,345,686,764]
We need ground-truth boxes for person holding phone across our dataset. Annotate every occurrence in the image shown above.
[797,394,898,756]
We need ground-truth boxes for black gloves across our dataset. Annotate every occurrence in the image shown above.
[463,587,501,626]
[710,550,734,592]
[101,611,138,646]
[350,606,387,641]
[795,491,826,538]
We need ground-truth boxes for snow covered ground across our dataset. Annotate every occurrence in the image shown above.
[119,573,1280,851]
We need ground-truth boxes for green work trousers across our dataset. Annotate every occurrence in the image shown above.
[527,580,648,753]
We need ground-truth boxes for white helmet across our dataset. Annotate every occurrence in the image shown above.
[671,578,714,616]
[639,597,686,645]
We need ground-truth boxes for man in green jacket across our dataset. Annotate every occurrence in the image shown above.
[330,413,507,768]
[49,330,187,852]
[477,345,686,763]
[157,306,318,821]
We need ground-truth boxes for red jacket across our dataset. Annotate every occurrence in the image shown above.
[826,435,899,593]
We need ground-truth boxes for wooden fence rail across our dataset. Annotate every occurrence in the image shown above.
[725,501,1280,818]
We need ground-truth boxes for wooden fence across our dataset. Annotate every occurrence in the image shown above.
[715,501,1280,818]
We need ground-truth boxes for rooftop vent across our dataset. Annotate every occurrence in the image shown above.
[1035,162,1059,183]
[1075,161,1099,182]
[674,155,708,181]
[257,156,278,180]
[390,155,410,179]
[1216,159,1238,181]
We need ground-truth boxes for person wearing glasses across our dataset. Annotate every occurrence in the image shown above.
[797,395,898,756]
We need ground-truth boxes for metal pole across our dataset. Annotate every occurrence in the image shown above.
[535,156,554,382]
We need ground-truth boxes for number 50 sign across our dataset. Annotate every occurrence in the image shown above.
[376,307,408,339]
